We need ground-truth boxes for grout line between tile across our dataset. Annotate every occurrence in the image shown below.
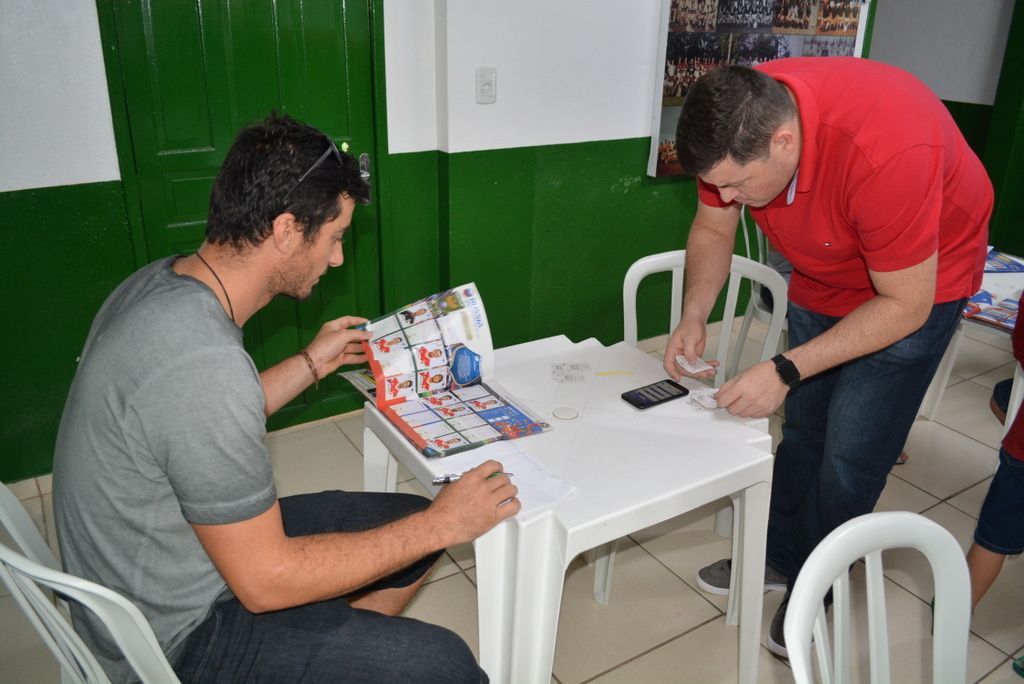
[628,534,726,617]
[576,613,726,684]
[885,470,930,496]
[973,656,1016,684]
[331,420,362,456]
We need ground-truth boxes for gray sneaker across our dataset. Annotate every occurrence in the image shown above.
[767,592,789,659]
[695,558,788,596]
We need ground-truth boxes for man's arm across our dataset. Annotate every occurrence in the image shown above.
[716,251,938,417]
[663,200,742,380]
[192,460,519,613]
[260,315,372,416]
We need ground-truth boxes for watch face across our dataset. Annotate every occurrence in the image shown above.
[773,355,800,387]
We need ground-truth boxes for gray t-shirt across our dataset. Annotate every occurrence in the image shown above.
[53,256,277,683]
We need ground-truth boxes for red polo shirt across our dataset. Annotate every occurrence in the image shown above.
[697,57,992,316]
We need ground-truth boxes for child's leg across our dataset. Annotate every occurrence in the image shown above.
[965,542,1007,609]
[969,446,1024,610]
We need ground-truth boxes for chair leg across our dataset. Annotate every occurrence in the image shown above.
[918,324,963,420]
[1003,364,1024,438]
[714,503,733,538]
[592,539,618,604]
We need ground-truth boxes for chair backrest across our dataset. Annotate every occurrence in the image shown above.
[785,512,971,684]
[0,483,180,684]
[622,249,788,388]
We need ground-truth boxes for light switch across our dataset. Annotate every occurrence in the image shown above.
[476,66,497,104]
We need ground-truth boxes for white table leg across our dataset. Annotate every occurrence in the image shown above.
[725,490,744,626]
[919,322,963,420]
[362,423,398,493]
[592,539,617,605]
[509,514,566,684]
[475,523,516,683]
[733,480,770,684]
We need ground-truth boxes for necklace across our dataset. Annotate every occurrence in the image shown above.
[195,251,236,324]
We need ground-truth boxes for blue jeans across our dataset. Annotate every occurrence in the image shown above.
[766,300,965,587]
[173,491,487,683]
[975,447,1024,555]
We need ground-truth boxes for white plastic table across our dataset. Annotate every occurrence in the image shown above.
[362,335,774,684]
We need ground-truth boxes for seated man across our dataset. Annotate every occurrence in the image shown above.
[53,113,517,683]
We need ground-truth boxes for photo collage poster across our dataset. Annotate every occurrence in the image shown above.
[648,0,871,176]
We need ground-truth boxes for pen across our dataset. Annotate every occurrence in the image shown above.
[431,472,513,486]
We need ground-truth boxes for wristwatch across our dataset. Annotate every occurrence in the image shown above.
[771,353,801,389]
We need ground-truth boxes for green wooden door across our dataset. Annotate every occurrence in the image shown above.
[103,0,381,427]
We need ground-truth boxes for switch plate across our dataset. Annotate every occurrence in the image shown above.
[476,66,497,104]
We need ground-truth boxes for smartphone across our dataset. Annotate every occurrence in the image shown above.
[621,379,689,410]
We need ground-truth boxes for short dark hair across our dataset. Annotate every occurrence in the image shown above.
[206,113,370,248]
[675,65,796,176]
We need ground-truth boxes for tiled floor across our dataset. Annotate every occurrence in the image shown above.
[3,323,1023,683]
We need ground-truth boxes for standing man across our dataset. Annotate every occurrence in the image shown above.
[54,113,517,682]
[664,58,992,657]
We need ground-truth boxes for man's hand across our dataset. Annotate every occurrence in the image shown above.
[663,318,719,382]
[428,460,520,546]
[261,315,372,416]
[715,360,788,418]
[305,315,372,377]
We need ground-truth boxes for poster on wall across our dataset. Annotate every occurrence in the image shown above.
[648,0,871,177]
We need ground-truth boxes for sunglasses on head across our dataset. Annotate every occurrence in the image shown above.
[281,137,372,204]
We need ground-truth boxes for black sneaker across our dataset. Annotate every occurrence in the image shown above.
[695,558,788,596]
[767,592,790,659]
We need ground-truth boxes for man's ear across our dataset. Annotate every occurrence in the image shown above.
[773,121,799,161]
[271,213,302,256]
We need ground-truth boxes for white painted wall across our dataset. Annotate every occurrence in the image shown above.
[0,0,1014,192]
[382,1,440,153]
[870,0,1013,105]
[385,0,663,154]
[386,0,1017,155]
[0,0,119,192]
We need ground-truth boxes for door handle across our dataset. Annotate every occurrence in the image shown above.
[359,153,371,203]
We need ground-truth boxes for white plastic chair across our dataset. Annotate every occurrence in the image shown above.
[589,249,788,603]
[734,209,789,368]
[0,483,180,684]
[622,249,788,388]
[785,512,971,684]
[1004,363,1024,436]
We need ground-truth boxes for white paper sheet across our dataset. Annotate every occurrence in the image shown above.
[430,441,575,516]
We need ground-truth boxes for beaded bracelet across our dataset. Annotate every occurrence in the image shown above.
[298,349,320,389]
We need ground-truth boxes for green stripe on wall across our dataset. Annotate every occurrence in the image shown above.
[0,181,136,483]
[944,100,993,159]
[438,138,700,348]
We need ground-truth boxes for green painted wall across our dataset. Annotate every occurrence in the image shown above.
[3,68,1016,483]
[441,139,698,348]
[984,0,1024,256]
[381,140,702,349]
[377,150,442,310]
[944,101,993,159]
[0,182,136,482]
